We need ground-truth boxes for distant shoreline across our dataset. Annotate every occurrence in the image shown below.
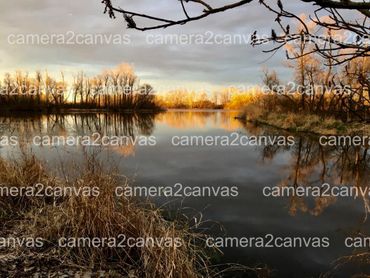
[240,111,370,136]
[0,107,165,115]
[0,107,245,116]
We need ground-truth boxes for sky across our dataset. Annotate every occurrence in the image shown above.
[0,0,321,92]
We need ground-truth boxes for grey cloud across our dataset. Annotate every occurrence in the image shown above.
[0,0,316,90]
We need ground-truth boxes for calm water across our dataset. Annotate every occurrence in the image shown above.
[0,110,369,277]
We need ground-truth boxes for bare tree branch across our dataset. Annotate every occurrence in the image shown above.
[101,0,370,64]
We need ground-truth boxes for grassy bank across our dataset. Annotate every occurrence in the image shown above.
[0,153,217,277]
[242,109,370,136]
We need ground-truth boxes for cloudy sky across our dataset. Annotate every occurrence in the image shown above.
[0,0,318,92]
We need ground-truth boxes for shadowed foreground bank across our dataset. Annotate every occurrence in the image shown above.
[0,153,220,278]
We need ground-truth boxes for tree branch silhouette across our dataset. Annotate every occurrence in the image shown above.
[101,0,369,64]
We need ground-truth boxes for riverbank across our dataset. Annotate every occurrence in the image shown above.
[243,112,370,136]
[0,154,216,277]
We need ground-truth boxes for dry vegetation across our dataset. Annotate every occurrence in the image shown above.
[240,54,370,135]
[246,111,370,135]
[0,153,217,277]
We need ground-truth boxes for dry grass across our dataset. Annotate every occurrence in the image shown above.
[322,252,370,278]
[0,153,218,277]
[0,154,59,219]
[243,107,370,136]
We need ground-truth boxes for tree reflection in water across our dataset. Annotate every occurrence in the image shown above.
[242,121,370,277]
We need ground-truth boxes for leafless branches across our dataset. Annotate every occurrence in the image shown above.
[101,0,369,64]
[252,1,369,65]
[101,0,254,31]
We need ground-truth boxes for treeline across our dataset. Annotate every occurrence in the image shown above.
[1,55,368,121]
[155,87,261,109]
[0,64,157,112]
[254,45,369,123]
[156,54,369,123]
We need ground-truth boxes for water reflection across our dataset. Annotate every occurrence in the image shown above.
[155,109,242,131]
[245,122,370,218]
[242,121,370,277]
[0,111,369,277]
